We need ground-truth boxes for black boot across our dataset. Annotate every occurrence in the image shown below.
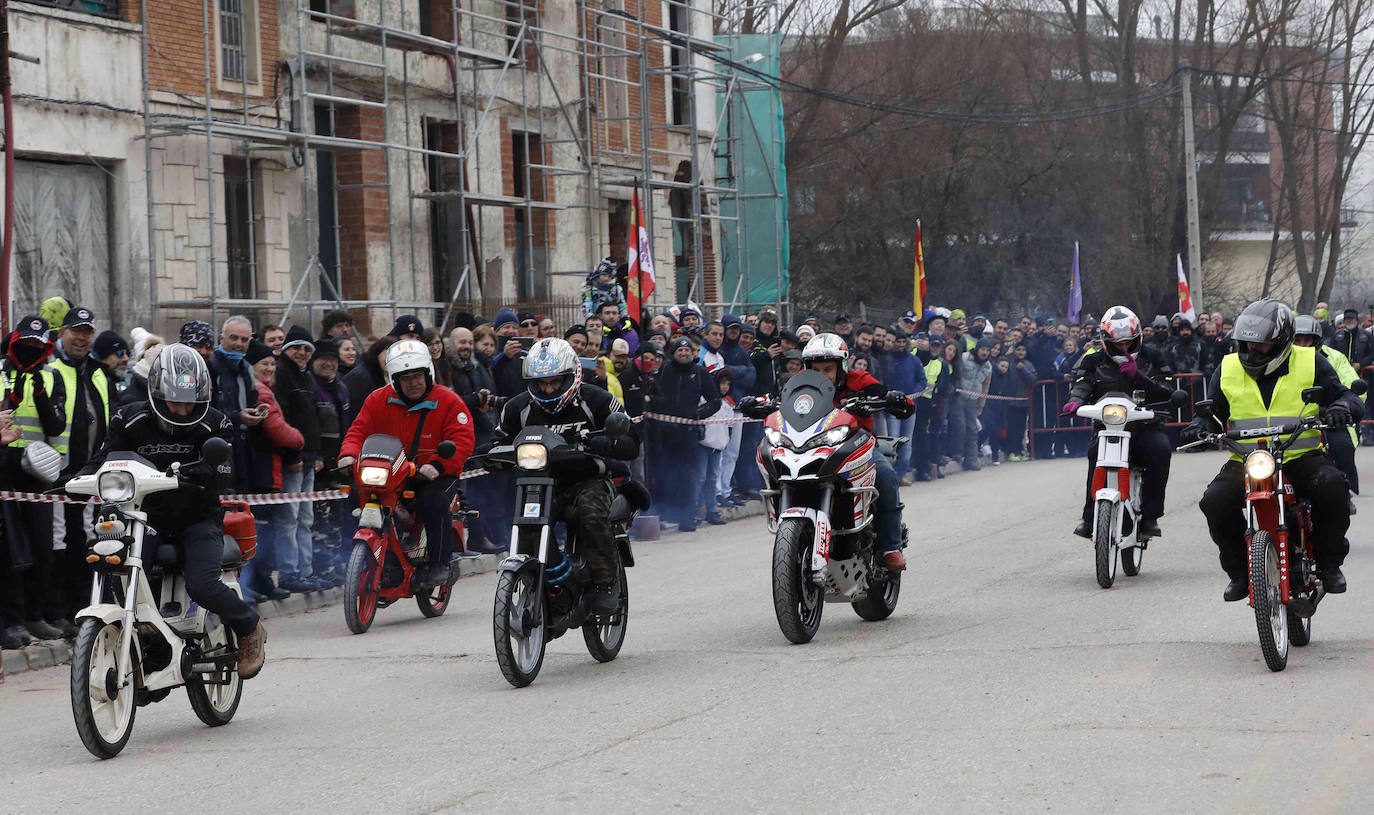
[1224,574,1248,602]
[1073,520,1090,539]
[588,582,621,616]
[1138,517,1162,538]
[1347,498,1357,516]
[1322,566,1347,594]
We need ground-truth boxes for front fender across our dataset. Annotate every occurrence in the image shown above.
[498,554,538,575]
[75,603,126,626]
[1094,489,1122,504]
[354,528,386,563]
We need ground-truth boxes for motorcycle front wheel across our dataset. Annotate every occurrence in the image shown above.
[71,618,137,759]
[186,618,243,726]
[773,518,823,644]
[344,543,379,635]
[1250,530,1289,671]
[1093,499,1119,589]
[493,566,546,687]
[583,562,629,662]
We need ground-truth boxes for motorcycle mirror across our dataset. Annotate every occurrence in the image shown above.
[1195,399,1215,417]
[1352,379,1369,397]
[1302,386,1326,404]
[436,440,458,459]
[605,412,633,438]
[1132,389,1146,404]
[201,437,231,466]
[1170,389,1190,407]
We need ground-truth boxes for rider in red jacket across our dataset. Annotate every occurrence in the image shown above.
[339,339,475,585]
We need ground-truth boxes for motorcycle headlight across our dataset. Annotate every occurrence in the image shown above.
[764,427,788,448]
[516,443,548,470]
[359,466,390,487]
[1101,405,1128,426]
[806,425,851,449]
[1245,450,1276,481]
[97,471,135,504]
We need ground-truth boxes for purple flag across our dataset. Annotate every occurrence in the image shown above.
[1067,242,1082,323]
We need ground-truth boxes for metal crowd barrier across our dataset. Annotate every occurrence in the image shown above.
[1026,372,1208,459]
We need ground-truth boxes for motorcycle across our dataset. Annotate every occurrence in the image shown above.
[1181,382,1364,672]
[66,437,255,759]
[1076,389,1189,589]
[484,412,647,687]
[745,370,909,644]
[341,435,468,634]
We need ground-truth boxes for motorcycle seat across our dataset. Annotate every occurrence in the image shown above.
[150,539,243,571]
[610,480,652,523]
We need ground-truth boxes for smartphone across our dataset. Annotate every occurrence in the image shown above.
[580,357,598,371]
[516,336,537,351]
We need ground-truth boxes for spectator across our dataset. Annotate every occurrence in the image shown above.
[337,337,358,376]
[599,338,630,401]
[582,256,627,318]
[999,346,1038,461]
[321,310,354,340]
[649,312,675,335]
[180,319,216,363]
[912,334,950,481]
[596,302,639,355]
[778,349,804,390]
[715,314,757,504]
[492,313,530,398]
[884,330,926,483]
[94,330,130,397]
[517,311,541,338]
[262,324,286,355]
[564,324,592,358]
[646,337,720,532]
[120,342,163,408]
[387,314,424,341]
[239,340,299,604]
[39,296,71,339]
[273,326,324,592]
[697,368,735,527]
[209,315,264,498]
[423,328,451,388]
[473,324,499,360]
[678,306,703,330]
[1330,308,1371,366]
[309,339,350,586]
[834,314,854,346]
[950,338,992,471]
[1165,320,1203,374]
[446,326,505,553]
[1055,338,1082,379]
[938,339,962,466]
[342,335,396,427]
[538,316,557,339]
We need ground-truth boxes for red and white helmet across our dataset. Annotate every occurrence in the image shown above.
[1099,306,1143,358]
[802,333,850,370]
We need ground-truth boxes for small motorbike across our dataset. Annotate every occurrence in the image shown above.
[1181,382,1363,672]
[66,437,255,759]
[483,413,647,687]
[1076,389,1188,588]
[341,435,468,634]
[745,370,910,644]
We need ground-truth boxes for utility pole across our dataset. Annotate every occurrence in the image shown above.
[1181,64,1203,312]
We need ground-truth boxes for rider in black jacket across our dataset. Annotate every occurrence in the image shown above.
[1063,307,1174,540]
[493,338,638,614]
[78,344,267,678]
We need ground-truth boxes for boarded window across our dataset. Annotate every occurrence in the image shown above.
[12,160,112,324]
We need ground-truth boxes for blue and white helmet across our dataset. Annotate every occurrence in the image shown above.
[523,338,582,413]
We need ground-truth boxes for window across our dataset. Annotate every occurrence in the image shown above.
[511,131,549,299]
[425,119,468,303]
[506,0,538,70]
[218,0,260,84]
[224,157,257,299]
[668,0,690,126]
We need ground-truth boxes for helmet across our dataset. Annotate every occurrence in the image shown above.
[1233,299,1295,377]
[1294,315,1323,346]
[522,338,581,413]
[384,339,435,399]
[149,344,212,433]
[1099,306,1143,358]
[802,333,850,370]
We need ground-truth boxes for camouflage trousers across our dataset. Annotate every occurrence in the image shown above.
[562,477,618,586]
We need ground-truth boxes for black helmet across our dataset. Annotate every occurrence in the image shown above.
[1232,299,1295,378]
[149,343,212,433]
[1294,315,1323,346]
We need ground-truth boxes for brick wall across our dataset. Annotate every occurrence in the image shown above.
[132,0,280,107]
[333,107,389,327]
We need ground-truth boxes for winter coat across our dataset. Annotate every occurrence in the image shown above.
[313,375,350,468]
[884,349,928,397]
[251,379,304,491]
[957,352,992,402]
[340,384,476,477]
[210,349,263,492]
[448,354,500,445]
[1330,327,1372,367]
[1165,336,1204,374]
[342,361,385,428]
[491,349,528,398]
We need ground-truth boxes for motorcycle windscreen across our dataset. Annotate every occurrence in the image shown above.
[779,370,837,432]
[360,433,404,462]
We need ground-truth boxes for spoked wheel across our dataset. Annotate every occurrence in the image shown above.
[583,562,629,662]
[1121,543,1144,577]
[852,554,901,621]
[1093,499,1119,589]
[772,518,824,644]
[344,544,379,634]
[416,582,452,618]
[493,567,546,687]
[71,619,136,759]
[186,619,243,726]
[1250,531,1289,671]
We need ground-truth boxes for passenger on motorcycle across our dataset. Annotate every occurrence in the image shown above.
[78,344,267,678]
[338,339,476,587]
[800,333,915,571]
[1293,315,1361,503]
[1063,306,1174,540]
[492,338,639,614]
[1182,299,1361,600]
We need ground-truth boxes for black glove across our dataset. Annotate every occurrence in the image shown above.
[586,434,617,457]
[1324,403,1353,429]
[177,460,218,490]
[885,390,909,407]
[1179,419,1207,446]
[885,390,914,418]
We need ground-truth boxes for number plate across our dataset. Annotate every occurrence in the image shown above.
[522,503,541,518]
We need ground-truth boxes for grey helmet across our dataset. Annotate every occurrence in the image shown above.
[149,343,212,433]
[1233,299,1296,378]
[1294,315,1323,346]
[522,338,582,413]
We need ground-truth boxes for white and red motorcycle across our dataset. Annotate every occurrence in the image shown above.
[744,370,909,644]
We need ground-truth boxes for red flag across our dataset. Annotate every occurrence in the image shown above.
[1176,254,1196,323]
[913,220,927,314]
[626,185,656,320]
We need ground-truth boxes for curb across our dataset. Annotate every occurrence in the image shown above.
[0,554,502,681]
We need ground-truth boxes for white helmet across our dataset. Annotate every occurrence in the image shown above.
[522,338,582,413]
[384,339,435,398]
[1099,305,1143,360]
[802,333,851,376]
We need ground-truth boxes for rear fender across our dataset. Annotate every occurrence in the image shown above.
[617,535,635,568]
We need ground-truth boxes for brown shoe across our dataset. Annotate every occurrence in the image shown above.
[236,623,267,680]
[882,551,907,571]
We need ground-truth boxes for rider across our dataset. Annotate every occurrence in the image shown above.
[338,339,476,587]
[1183,299,1361,600]
[78,344,267,678]
[1062,306,1174,540]
[1293,315,1361,505]
[797,333,914,571]
[492,337,640,614]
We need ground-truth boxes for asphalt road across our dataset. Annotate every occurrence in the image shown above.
[4,449,1374,814]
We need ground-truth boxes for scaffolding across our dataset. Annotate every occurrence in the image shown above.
[136,0,785,335]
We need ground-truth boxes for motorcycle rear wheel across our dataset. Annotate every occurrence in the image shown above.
[493,567,546,687]
[71,618,137,759]
[186,620,242,727]
[583,562,629,662]
[852,549,901,621]
[1093,500,1118,589]
[1287,607,1312,647]
[344,544,379,635]
[1121,542,1144,577]
[416,583,451,618]
[773,518,823,644]
[1250,531,1289,671]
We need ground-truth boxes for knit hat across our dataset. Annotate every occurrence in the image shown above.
[93,330,128,359]
[180,320,214,348]
[492,308,518,332]
[312,338,341,361]
[246,339,275,365]
[387,314,424,337]
[281,324,315,353]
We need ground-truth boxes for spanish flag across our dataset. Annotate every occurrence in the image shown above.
[913,220,927,315]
